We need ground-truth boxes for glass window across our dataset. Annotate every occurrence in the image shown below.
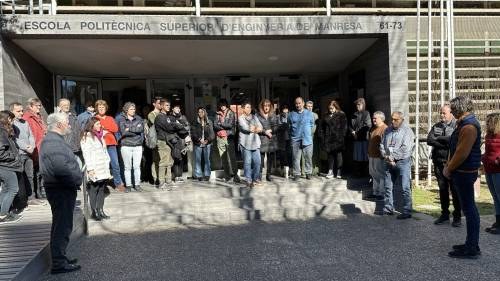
[61,79,99,115]
[194,78,223,123]
[152,79,186,113]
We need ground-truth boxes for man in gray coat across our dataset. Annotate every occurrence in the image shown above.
[39,112,83,274]
[10,102,36,212]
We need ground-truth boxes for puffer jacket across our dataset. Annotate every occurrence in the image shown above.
[256,112,279,153]
[482,133,500,174]
[118,113,144,147]
[80,132,112,181]
[0,128,22,172]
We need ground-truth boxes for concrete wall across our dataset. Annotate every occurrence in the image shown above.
[0,37,52,113]
[341,37,391,118]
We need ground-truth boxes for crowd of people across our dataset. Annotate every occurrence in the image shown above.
[0,94,498,272]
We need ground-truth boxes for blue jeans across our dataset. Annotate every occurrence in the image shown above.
[194,144,212,178]
[291,142,313,176]
[452,172,480,250]
[0,169,19,216]
[486,173,500,215]
[241,145,261,183]
[383,157,412,215]
[121,145,143,187]
[107,145,123,186]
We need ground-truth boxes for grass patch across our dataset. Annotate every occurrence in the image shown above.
[413,181,494,217]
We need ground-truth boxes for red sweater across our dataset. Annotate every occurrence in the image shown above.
[482,133,500,174]
[96,115,118,146]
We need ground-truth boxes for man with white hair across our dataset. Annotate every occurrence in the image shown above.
[367,111,388,200]
[57,98,82,167]
[379,111,415,219]
[39,112,83,274]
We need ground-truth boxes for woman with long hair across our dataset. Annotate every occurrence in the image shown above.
[319,100,347,179]
[482,112,500,234]
[349,98,371,176]
[0,110,23,223]
[81,117,112,221]
[191,107,215,181]
[94,100,124,192]
[256,99,279,181]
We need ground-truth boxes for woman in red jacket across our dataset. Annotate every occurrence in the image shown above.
[95,100,124,192]
[482,112,500,234]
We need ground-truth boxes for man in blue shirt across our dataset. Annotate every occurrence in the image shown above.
[379,111,415,219]
[288,97,315,181]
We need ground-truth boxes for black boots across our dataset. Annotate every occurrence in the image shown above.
[91,209,102,221]
[485,215,500,234]
[98,209,110,219]
[91,209,110,221]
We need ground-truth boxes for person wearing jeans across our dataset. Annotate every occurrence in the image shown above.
[191,107,215,181]
[238,101,263,188]
[0,110,23,223]
[95,100,124,191]
[288,97,314,181]
[117,102,144,192]
[482,113,500,234]
[379,111,415,219]
[444,96,482,259]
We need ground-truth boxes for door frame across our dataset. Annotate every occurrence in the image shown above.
[55,75,103,111]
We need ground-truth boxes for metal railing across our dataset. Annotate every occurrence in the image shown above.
[4,0,500,16]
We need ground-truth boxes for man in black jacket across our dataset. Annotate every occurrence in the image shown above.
[427,103,461,227]
[39,112,83,274]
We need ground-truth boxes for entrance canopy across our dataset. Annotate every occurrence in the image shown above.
[14,38,378,77]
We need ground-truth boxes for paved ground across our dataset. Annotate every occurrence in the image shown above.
[39,213,500,281]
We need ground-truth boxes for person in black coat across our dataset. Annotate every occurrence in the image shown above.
[39,112,83,274]
[277,104,291,178]
[256,99,279,181]
[0,111,23,223]
[319,101,347,179]
[350,98,372,176]
[191,107,215,181]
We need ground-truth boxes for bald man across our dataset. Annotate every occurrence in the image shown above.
[427,104,461,227]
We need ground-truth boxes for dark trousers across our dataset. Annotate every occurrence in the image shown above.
[173,158,183,178]
[87,181,106,211]
[451,172,480,250]
[218,137,238,179]
[434,162,461,218]
[13,155,34,211]
[260,151,276,176]
[46,188,77,269]
[327,150,343,172]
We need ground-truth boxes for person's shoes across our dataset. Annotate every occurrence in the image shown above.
[434,215,450,225]
[451,218,462,227]
[175,177,185,183]
[383,210,394,216]
[336,169,342,179]
[305,174,312,180]
[91,209,102,221]
[66,257,78,264]
[293,175,300,181]
[452,244,481,254]
[0,213,23,223]
[253,181,263,187]
[246,182,253,189]
[116,184,126,192]
[98,209,110,220]
[203,176,210,181]
[485,222,498,232]
[160,182,172,191]
[196,177,203,181]
[397,213,412,220]
[448,248,480,259]
[325,173,334,179]
[233,175,241,183]
[375,195,385,201]
[266,175,272,181]
[134,185,143,192]
[124,186,132,193]
[489,227,500,234]
[51,264,81,274]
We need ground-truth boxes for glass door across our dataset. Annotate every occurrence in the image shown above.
[151,79,190,116]
[56,76,102,115]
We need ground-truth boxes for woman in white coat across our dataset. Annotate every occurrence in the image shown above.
[81,117,112,221]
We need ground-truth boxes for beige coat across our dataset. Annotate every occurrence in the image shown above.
[81,133,112,182]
